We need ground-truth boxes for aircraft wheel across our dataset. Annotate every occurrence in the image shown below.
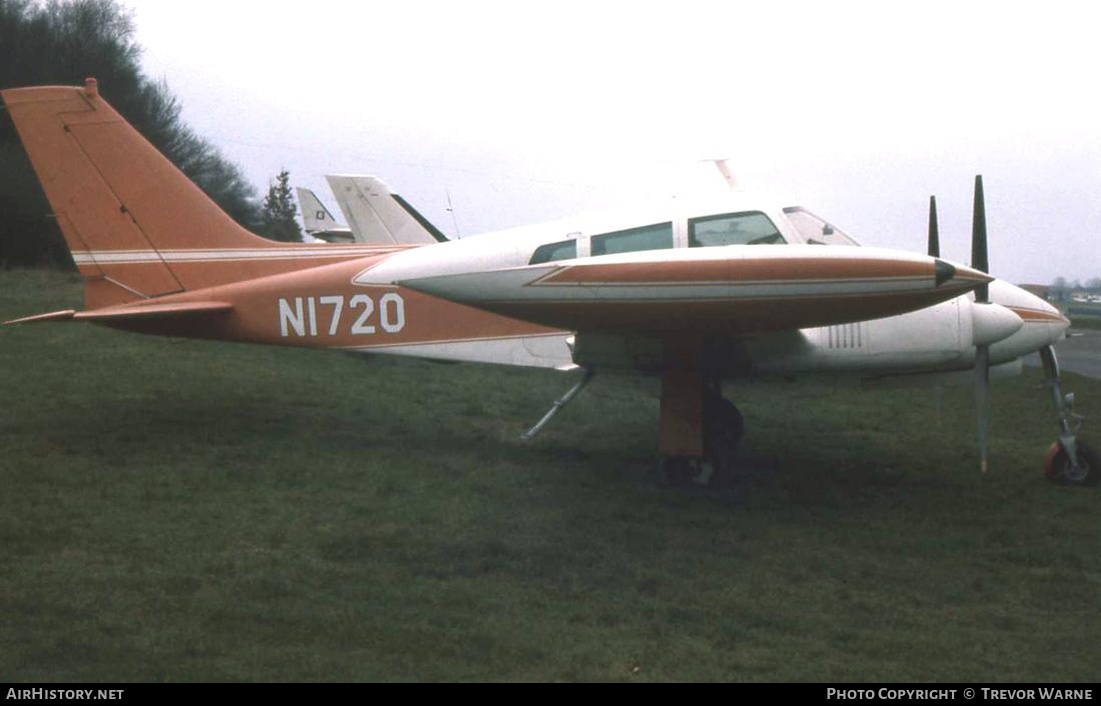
[704,396,744,488]
[1043,440,1100,488]
[720,398,745,446]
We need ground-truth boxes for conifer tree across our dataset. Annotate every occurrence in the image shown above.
[259,169,302,242]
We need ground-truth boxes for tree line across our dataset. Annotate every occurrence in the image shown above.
[1050,277,1101,302]
[0,0,300,269]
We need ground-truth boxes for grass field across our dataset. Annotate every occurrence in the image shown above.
[1072,319,1101,332]
[2,268,1099,682]
[1068,303,1101,332]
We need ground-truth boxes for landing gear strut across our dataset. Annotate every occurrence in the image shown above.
[1039,345,1098,487]
[659,369,744,488]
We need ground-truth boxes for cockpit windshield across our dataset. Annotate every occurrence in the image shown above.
[782,207,859,246]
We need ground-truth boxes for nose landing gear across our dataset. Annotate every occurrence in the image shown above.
[1039,345,1098,487]
[1043,441,1099,487]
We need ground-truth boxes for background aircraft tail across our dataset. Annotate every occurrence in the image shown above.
[1,80,310,308]
[326,175,448,246]
[296,187,346,234]
[295,186,356,243]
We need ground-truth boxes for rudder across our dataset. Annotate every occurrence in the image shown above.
[2,79,286,307]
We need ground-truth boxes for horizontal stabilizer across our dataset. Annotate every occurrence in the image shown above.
[4,309,77,325]
[76,300,233,321]
[5,301,232,326]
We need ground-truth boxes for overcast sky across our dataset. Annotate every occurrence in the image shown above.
[124,0,1099,284]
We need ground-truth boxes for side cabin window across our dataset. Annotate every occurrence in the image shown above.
[688,211,785,247]
[782,207,859,246]
[591,222,674,256]
[529,239,578,265]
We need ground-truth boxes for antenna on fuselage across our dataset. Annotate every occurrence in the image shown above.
[445,187,461,239]
[709,159,739,191]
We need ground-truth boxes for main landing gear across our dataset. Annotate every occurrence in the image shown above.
[701,386,745,488]
[1039,345,1098,487]
[659,367,744,488]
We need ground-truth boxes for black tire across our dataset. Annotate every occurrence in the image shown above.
[1043,440,1100,488]
[704,394,744,488]
[719,398,745,446]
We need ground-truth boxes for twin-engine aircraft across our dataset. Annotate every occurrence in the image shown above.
[3,79,1095,488]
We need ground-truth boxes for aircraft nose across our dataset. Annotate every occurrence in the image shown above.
[1042,297,1072,342]
[1022,289,1070,340]
[986,282,1071,363]
[1041,298,1068,322]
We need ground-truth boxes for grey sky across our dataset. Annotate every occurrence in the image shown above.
[125,0,1099,284]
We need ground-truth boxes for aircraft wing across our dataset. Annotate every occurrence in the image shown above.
[396,247,989,335]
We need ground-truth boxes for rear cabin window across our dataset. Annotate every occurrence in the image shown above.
[529,239,578,265]
[688,211,784,247]
[591,222,674,256]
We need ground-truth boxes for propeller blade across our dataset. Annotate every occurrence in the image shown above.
[971,176,993,472]
[971,175,989,302]
[928,195,940,258]
[976,343,990,473]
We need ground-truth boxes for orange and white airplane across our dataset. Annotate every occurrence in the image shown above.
[3,79,1094,488]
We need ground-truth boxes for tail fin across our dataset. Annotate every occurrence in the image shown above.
[1,80,289,307]
[295,186,347,234]
[326,175,448,246]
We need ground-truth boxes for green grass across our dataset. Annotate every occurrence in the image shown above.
[2,268,1100,682]
[1071,316,1101,332]
[1067,302,1101,331]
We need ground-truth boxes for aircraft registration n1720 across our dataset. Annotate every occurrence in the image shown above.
[2,79,1095,488]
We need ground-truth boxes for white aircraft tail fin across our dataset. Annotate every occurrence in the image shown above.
[295,187,344,233]
[295,186,355,243]
[326,175,448,246]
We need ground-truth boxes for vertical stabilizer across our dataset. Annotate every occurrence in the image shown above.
[296,187,346,233]
[326,175,447,246]
[1,80,292,306]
